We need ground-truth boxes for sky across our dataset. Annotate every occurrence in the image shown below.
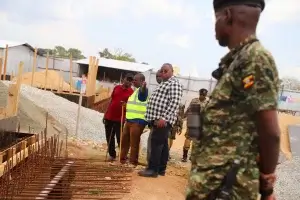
[0,0,299,78]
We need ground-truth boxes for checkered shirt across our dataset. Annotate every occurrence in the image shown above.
[145,76,183,126]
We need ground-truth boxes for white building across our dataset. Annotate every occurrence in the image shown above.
[0,40,79,82]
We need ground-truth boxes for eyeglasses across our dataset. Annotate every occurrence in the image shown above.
[161,70,168,74]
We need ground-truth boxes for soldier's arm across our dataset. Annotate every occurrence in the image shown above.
[238,53,280,194]
[183,101,194,118]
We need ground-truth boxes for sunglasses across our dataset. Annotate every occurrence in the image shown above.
[161,69,168,74]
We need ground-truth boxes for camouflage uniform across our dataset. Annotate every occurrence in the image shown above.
[186,36,279,199]
[182,97,209,161]
[168,104,185,150]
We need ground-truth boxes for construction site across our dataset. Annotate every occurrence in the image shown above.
[0,43,299,200]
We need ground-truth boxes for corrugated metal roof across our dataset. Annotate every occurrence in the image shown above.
[76,57,154,72]
[0,39,43,55]
[0,40,27,48]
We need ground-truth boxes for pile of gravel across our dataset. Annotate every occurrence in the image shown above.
[4,82,151,148]
[275,156,300,200]
[4,82,106,142]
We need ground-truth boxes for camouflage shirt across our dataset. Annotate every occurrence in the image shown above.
[187,36,279,199]
[170,104,185,136]
[184,97,209,137]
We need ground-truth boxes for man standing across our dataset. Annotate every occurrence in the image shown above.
[120,73,148,166]
[182,88,209,162]
[147,70,162,162]
[168,103,185,160]
[103,73,134,161]
[139,63,183,177]
[186,1,280,199]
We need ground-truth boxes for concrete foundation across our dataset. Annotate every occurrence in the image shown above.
[0,116,18,132]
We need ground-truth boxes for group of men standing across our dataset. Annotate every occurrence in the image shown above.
[103,63,187,176]
[103,0,281,199]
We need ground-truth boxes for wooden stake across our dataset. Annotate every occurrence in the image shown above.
[119,104,125,162]
[3,44,8,80]
[69,54,73,93]
[15,62,23,114]
[44,52,49,90]
[86,56,93,96]
[31,48,37,86]
[0,58,3,80]
[58,68,62,93]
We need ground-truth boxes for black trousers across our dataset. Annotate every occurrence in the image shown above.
[148,125,171,172]
[104,120,122,158]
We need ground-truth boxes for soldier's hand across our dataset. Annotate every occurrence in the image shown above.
[261,194,276,200]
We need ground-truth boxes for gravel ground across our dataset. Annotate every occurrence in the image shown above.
[275,156,300,200]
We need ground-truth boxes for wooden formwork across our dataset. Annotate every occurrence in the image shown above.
[0,61,23,120]
[0,132,44,177]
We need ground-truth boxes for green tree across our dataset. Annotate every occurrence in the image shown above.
[99,48,136,62]
[38,46,85,60]
[55,46,68,57]
[67,48,85,59]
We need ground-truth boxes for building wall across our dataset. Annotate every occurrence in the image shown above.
[0,45,80,83]
[143,70,217,107]
[0,45,34,74]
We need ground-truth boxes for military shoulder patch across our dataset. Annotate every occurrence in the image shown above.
[242,75,254,89]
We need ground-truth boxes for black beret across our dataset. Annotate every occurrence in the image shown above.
[199,89,208,95]
[213,0,265,11]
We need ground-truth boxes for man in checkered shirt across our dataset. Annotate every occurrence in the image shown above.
[138,63,183,177]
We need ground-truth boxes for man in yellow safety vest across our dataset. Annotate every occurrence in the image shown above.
[120,73,148,166]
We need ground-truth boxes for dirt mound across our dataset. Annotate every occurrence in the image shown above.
[14,70,76,91]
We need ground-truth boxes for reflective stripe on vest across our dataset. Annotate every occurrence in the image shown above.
[126,88,147,120]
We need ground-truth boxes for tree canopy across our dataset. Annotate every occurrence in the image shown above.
[38,46,85,60]
[99,48,136,63]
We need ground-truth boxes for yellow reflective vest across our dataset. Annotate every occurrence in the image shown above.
[126,88,148,120]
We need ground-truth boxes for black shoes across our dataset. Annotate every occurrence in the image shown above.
[138,169,158,178]
[138,169,166,177]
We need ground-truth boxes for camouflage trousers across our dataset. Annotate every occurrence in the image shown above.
[183,132,192,151]
[186,142,259,200]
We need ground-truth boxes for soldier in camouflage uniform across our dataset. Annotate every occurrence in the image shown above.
[168,104,185,159]
[186,0,280,199]
[182,88,209,162]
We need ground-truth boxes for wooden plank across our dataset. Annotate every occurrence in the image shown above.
[69,55,73,93]
[0,58,3,80]
[15,62,23,114]
[0,144,39,176]
[0,134,42,176]
[44,52,49,90]
[6,83,18,117]
[3,44,8,80]
[31,48,37,86]
[6,62,23,117]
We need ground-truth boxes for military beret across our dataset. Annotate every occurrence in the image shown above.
[199,89,208,95]
[213,0,265,11]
